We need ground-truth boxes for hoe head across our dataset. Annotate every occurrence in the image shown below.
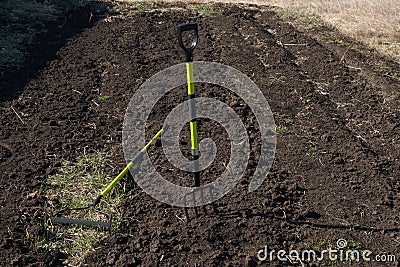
[183,184,218,221]
[50,205,112,229]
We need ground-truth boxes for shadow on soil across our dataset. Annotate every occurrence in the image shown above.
[0,1,113,103]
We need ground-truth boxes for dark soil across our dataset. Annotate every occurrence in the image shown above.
[1,2,399,266]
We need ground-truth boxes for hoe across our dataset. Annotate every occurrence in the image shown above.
[50,128,165,229]
[51,23,217,227]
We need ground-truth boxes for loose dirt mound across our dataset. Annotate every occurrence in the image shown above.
[0,2,399,266]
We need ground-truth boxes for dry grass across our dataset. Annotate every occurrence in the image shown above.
[267,0,400,61]
[27,151,129,266]
[120,0,400,61]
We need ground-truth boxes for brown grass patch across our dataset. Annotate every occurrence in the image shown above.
[268,0,400,61]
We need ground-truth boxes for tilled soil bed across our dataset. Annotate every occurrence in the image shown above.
[1,2,399,266]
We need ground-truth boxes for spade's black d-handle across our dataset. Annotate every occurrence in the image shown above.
[177,23,198,62]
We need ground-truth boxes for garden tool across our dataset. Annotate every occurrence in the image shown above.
[183,184,218,221]
[50,127,166,229]
[177,22,218,221]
